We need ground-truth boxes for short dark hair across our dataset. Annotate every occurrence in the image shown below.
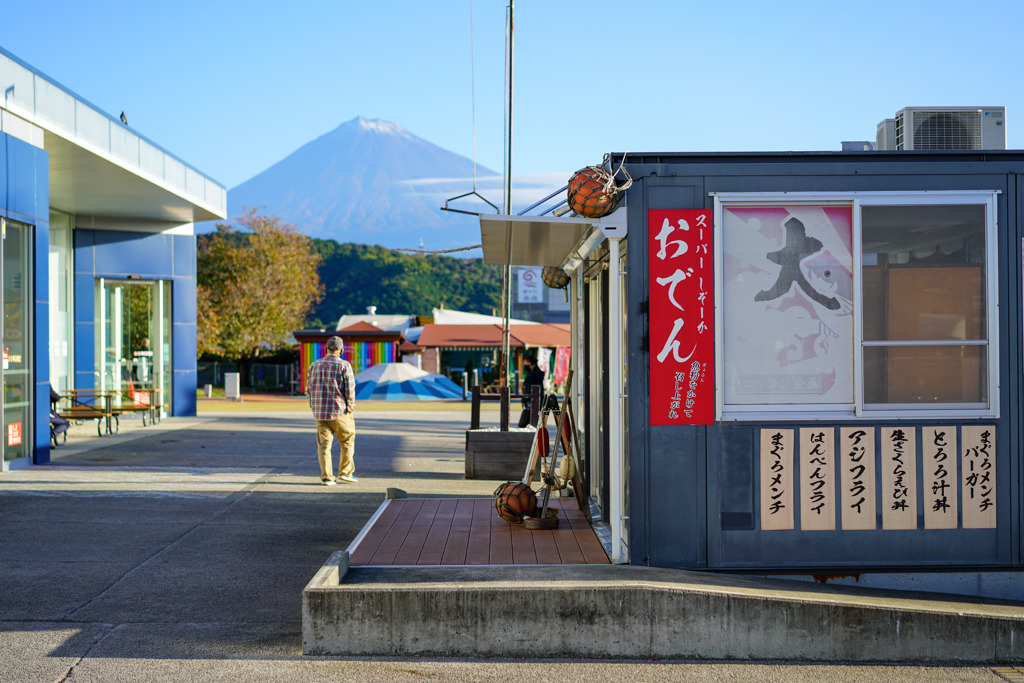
[524,354,537,365]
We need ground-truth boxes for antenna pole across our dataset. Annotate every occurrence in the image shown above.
[500,0,514,388]
[470,0,478,190]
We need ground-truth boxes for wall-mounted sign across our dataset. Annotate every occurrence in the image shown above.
[130,391,151,406]
[7,422,21,446]
[962,425,996,529]
[840,427,876,530]
[923,426,958,530]
[759,428,794,530]
[881,427,917,530]
[517,267,543,303]
[648,209,714,425]
[799,428,835,530]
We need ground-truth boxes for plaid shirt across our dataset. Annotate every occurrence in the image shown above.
[306,354,355,420]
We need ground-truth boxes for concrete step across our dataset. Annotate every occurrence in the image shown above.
[303,551,1024,661]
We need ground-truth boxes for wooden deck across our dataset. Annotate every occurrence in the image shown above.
[348,497,609,566]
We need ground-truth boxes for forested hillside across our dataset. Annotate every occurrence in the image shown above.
[308,240,502,327]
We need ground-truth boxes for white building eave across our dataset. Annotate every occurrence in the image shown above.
[1,48,226,224]
[45,128,225,223]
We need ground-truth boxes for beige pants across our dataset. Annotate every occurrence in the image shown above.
[316,413,356,479]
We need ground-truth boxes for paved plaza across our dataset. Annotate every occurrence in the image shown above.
[0,401,1016,681]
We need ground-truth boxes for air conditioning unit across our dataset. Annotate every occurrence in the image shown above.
[875,107,1005,150]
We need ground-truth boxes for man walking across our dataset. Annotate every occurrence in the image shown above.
[306,336,357,485]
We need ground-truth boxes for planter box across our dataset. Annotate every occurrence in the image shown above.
[465,430,534,480]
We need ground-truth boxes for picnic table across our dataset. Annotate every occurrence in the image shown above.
[111,387,163,426]
[55,389,119,436]
[54,388,164,437]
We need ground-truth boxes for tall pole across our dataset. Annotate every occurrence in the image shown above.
[500,0,514,387]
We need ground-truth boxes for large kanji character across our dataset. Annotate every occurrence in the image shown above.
[755,217,840,310]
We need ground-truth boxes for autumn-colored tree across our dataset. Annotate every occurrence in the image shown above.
[195,284,221,358]
[197,209,322,384]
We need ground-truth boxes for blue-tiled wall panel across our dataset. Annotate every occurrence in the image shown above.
[173,234,195,277]
[74,229,95,272]
[173,275,197,327]
[6,136,43,221]
[72,269,96,391]
[93,230,174,276]
[174,312,197,416]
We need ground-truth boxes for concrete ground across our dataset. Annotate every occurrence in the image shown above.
[0,399,1018,681]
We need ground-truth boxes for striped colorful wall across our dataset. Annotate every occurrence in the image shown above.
[298,341,397,393]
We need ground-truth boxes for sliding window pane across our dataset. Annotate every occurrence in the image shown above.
[864,345,986,405]
[862,205,986,342]
[861,204,988,408]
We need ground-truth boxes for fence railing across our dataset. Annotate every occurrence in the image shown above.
[198,362,300,393]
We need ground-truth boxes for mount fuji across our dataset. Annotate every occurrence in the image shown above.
[222,117,503,253]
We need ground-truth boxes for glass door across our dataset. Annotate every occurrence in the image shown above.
[3,219,33,470]
[48,210,73,393]
[97,279,172,415]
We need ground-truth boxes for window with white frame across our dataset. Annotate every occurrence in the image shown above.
[714,192,998,418]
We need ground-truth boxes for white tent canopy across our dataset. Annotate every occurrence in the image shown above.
[354,362,462,401]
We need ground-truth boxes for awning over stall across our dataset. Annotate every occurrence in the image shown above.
[479,208,627,269]
[479,214,592,266]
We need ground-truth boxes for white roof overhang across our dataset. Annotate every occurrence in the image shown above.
[0,49,226,224]
[479,207,627,270]
[46,130,224,223]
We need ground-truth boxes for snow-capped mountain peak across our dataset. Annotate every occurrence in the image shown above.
[224,117,497,252]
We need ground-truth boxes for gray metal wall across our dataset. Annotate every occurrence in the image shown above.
[623,151,1024,571]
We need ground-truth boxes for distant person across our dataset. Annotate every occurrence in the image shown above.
[518,353,545,428]
[49,386,69,438]
[132,336,152,382]
[306,336,357,485]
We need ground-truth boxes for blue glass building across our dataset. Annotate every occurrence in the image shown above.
[0,48,226,470]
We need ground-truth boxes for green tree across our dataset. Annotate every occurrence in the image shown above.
[198,209,323,384]
[308,240,501,325]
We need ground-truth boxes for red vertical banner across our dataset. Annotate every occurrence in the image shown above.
[648,209,714,425]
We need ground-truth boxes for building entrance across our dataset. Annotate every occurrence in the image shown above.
[97,279,172,415]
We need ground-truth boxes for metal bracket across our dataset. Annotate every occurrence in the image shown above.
[597,207,628,238]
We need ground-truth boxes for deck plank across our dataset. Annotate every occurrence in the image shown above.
[416,499,458,564]
[365,499,425,565]
[552,526,586,564]
[392,499,441,565]
[510,523,537,564]
[488,509,514,564]
[441,499,477,564]
[348,499,406,565]
[560,503,609,564]
[531,528,562,564]
[465,498,493,565]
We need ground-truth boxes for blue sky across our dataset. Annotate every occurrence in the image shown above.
[3,0,1021,203]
